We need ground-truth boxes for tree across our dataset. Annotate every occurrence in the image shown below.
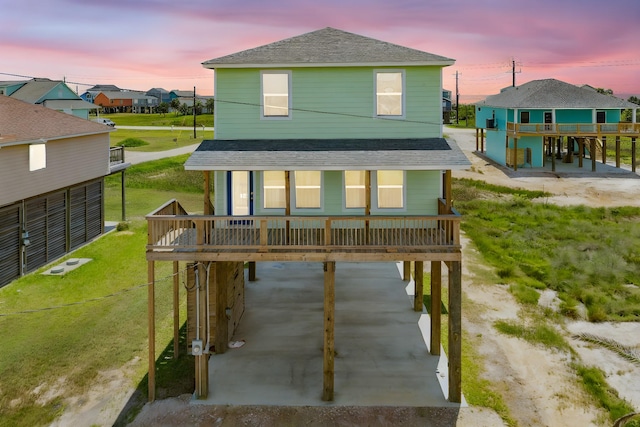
[170,98,181,115]
[628,96,640,105]
[178,102,189,116]
[157,102,169,116]
[205,98,215,114]
[194,100,203,116]
[596,87,614,96]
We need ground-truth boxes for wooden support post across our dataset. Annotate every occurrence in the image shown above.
[481,128,485,152]
[448,261,462,403]
[365,170,371,244]
[414,261,423,312]
[323,261,336,401]
[173,261,180,358]
[248,262,256,281]
[121,170,126,222]
[602,136,607,164]
[513,138,518,171]
[591,139,597,172]
[444,170,452,212]
[551,138,556,172]
[203,171,212,215]
[475,128,479,151]
[213,263,228,354]
[194,263,209,399]
[632,138,637,173]
[430,261,441,356]
[616,136,621,168]
[578,138,584,168]
[147,260,156,402]
[285,171,291,244]
[403,261,411,281]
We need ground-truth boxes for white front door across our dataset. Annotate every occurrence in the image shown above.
[231,171,250,216]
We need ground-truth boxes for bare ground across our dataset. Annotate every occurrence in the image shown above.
[50,127,640,426]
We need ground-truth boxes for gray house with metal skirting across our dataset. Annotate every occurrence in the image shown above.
[0,96,127,288]
[145,27,470,406]
[475,79,639,171]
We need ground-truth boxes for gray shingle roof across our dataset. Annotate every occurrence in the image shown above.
[477,79,638,109]
[9,78,64,104]
[184,138,470,171]
[0,96,111,146]
[202,27,454,68]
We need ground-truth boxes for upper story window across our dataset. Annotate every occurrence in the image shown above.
[596,111,606,123]
[345,170,366,209]
[263,170,286,209]
[519,111,530,124]
[376,170,404,209]
[375,71,404,117]
[29,143,46,171]
[294,171,321,209]
[262,71,291,118]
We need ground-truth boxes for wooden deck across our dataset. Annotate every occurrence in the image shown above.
[507,122,640,137]
[146,200,462,262]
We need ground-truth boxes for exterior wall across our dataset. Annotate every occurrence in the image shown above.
[0,134,110,207]
[555,109,592,123]
[40,83,79,103]
[485,129,507,165]
[215,66,443,140]
[225,170,442,217]
[507,136,544,167]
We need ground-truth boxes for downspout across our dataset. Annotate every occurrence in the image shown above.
[195,265,200,342]
[204,262,212,354]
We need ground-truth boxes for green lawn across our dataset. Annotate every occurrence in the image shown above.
[110,129,211,151]
[100,112,213,127]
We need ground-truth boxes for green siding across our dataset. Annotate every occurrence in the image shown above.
[215,66,443,140]
[405,170,441,215]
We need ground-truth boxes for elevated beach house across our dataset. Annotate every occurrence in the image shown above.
[474,79,639,171]
[145,27,470,404]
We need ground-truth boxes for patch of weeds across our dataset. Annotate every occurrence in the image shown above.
[116,138,149,148]
[509,283,540,305]
[574,364,636,423]
[494,319,570,352]
[116,222,129,232]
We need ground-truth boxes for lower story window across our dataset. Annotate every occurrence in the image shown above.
[377,170,403,208]
[295,171,321,208]
[345,170,366,208]
[263,171,286,209]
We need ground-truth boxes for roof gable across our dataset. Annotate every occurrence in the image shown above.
[9,78,79,104]
[478,79,637,109]
[203,27,454,68]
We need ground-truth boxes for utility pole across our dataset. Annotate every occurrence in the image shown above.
[455,71,460,125]
[193,86,197,139]
[511,59,522,87]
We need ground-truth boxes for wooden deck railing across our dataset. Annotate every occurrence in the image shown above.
[506,122,640,136]
[110,146,125,164]
[146,201,461,256]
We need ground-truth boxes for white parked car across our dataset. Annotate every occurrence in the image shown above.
[92,118,115,127]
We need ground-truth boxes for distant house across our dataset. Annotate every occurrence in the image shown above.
[146,88,171,104]
[442,88,452,124]
[0,96,126,288]
[475,79,639,171]
[93,90,158,113]
[1,78,98,119]
[168,90,213,113]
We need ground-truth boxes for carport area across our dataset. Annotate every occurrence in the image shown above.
[197,261,463,408]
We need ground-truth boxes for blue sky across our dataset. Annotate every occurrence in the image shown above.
[2,0,639,101]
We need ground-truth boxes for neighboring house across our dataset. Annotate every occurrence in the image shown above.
[93,90,158,113]
[168,90,213,113]
[1,78,98,119]
[442,88,452,124]
[146,87,171,104]
[475,79,639,171]
[145,27,469,404]
[80,84,122,104]
[0,96,125,288]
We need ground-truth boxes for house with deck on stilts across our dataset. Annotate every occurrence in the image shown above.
[145,27,470,406]
[474,79,639,172]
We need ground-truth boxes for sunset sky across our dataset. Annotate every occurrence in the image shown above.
[2,0,639,103]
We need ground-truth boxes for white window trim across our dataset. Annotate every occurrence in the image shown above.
[29,142,47,172]
[260,70,292,120]
[374,69,406,120]
[292,170,323,211]
[371,170,406,212]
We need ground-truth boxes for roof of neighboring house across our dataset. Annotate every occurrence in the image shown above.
[202,27,455,68]
[171,90,197,97]
[477,79,638,109]
[87,84,121,92]
[97,91,155,100]
[185,138,470,171]
[9,78,74,104]
[43,99,99,110]
[0,96,112,146]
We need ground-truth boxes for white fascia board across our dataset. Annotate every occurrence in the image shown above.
[203,61,455,70]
